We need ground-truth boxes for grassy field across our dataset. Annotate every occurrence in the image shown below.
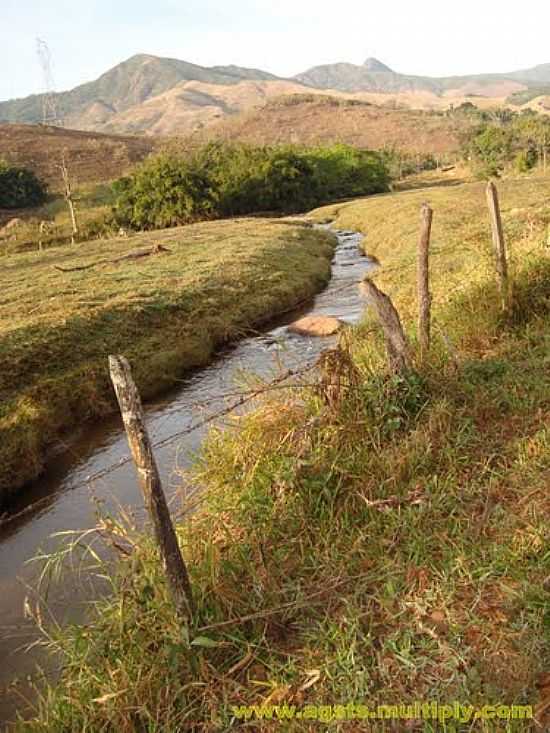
[0,219,335,502]
[17,176,550,731]
[311,174,550,312]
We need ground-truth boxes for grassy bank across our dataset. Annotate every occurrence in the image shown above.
[310,175,550,311]
[0,219,335,501]
[17,178,549,731]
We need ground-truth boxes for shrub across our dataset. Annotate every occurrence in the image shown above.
[0,161,47,209]
[460,112,550,177]
[111,156,214,230]
[515,149,537,173]
[112,143,390,230]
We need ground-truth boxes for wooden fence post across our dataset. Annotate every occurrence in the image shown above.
[360,278,410,373]
[417,203,433,357]
[109,355,195,621]
[486,181,509,311]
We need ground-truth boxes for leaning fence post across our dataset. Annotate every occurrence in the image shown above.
[360,278,411,373]
[417,203,433,358]
[109,355,195,621]
[486,181,509,311]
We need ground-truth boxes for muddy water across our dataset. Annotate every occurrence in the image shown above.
[0,230,373,724]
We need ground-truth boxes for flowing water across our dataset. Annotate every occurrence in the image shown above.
[0,229,374,724]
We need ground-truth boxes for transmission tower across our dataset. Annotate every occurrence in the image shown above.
[36,38,62,126]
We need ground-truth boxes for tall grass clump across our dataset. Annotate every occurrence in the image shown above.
[112,142,390,230]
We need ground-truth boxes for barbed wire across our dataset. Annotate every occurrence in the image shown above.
[0,360,323,529]
[1,231,546,531]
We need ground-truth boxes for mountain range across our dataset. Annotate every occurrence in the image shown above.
[1,54,550,137]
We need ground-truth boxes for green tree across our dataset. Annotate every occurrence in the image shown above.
[465,126,514,178]
[0,160,47,208]
[112,143,390,231]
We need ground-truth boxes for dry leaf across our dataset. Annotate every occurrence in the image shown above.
[299,669,322,691]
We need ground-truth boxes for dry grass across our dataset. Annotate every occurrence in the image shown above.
[310,174,550,313]
[200,98,473,157]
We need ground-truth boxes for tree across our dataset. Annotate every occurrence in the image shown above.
[465,126,513,178]
[59,152,78,243]
[0,160,47,208]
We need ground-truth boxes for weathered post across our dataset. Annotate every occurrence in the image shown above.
[486,181,509,311]
[417,203,433,358]
[360,278,410,373]
[109,355,195,621]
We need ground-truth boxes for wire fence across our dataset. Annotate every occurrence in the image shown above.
[1,223,547,531]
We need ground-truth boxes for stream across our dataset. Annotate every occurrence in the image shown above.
[0,229,374,725]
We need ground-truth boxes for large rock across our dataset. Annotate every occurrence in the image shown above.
[288,315,343,337]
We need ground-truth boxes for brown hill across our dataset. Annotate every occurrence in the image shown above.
[0,124,154,188]
[95,79,325,136]
[195,96,473,155]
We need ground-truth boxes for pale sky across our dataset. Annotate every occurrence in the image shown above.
[2,0,549,101]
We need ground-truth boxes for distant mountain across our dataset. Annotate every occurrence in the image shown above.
[1,54,549,137]
[294,58,550,96]
[294,63,443,94]
[0,54,287,127]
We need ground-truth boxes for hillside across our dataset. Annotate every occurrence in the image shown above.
[296,56,550,96]
[97,79,328,136]
[0,124,154,189]
[198,96,472,155]
[1,54,550,137]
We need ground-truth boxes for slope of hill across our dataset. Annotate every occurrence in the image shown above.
[97,79,326,136]
[0,124,154,188]
[198,96,472,155]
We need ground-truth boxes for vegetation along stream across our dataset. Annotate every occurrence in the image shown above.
[0,228,375,724]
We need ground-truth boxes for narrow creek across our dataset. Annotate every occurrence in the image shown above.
[0,229,374,724]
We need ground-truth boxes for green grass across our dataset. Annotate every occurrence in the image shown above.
[0,219,335,501]
[15,177,550,731]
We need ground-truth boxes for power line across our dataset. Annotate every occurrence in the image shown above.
[36,38,62,127]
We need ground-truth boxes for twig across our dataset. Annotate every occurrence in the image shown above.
[53,244,171,272]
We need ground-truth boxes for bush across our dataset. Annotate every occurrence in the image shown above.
[112,143,390,230]
[461,112,550,177]
[515,149,537,173]
[465,126,513,178]
[380,148,439,179]
[0,160,47,209]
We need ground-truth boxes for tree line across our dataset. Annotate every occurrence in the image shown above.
[111,142,391,230]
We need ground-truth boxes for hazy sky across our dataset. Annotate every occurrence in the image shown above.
[2,0,549,101]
